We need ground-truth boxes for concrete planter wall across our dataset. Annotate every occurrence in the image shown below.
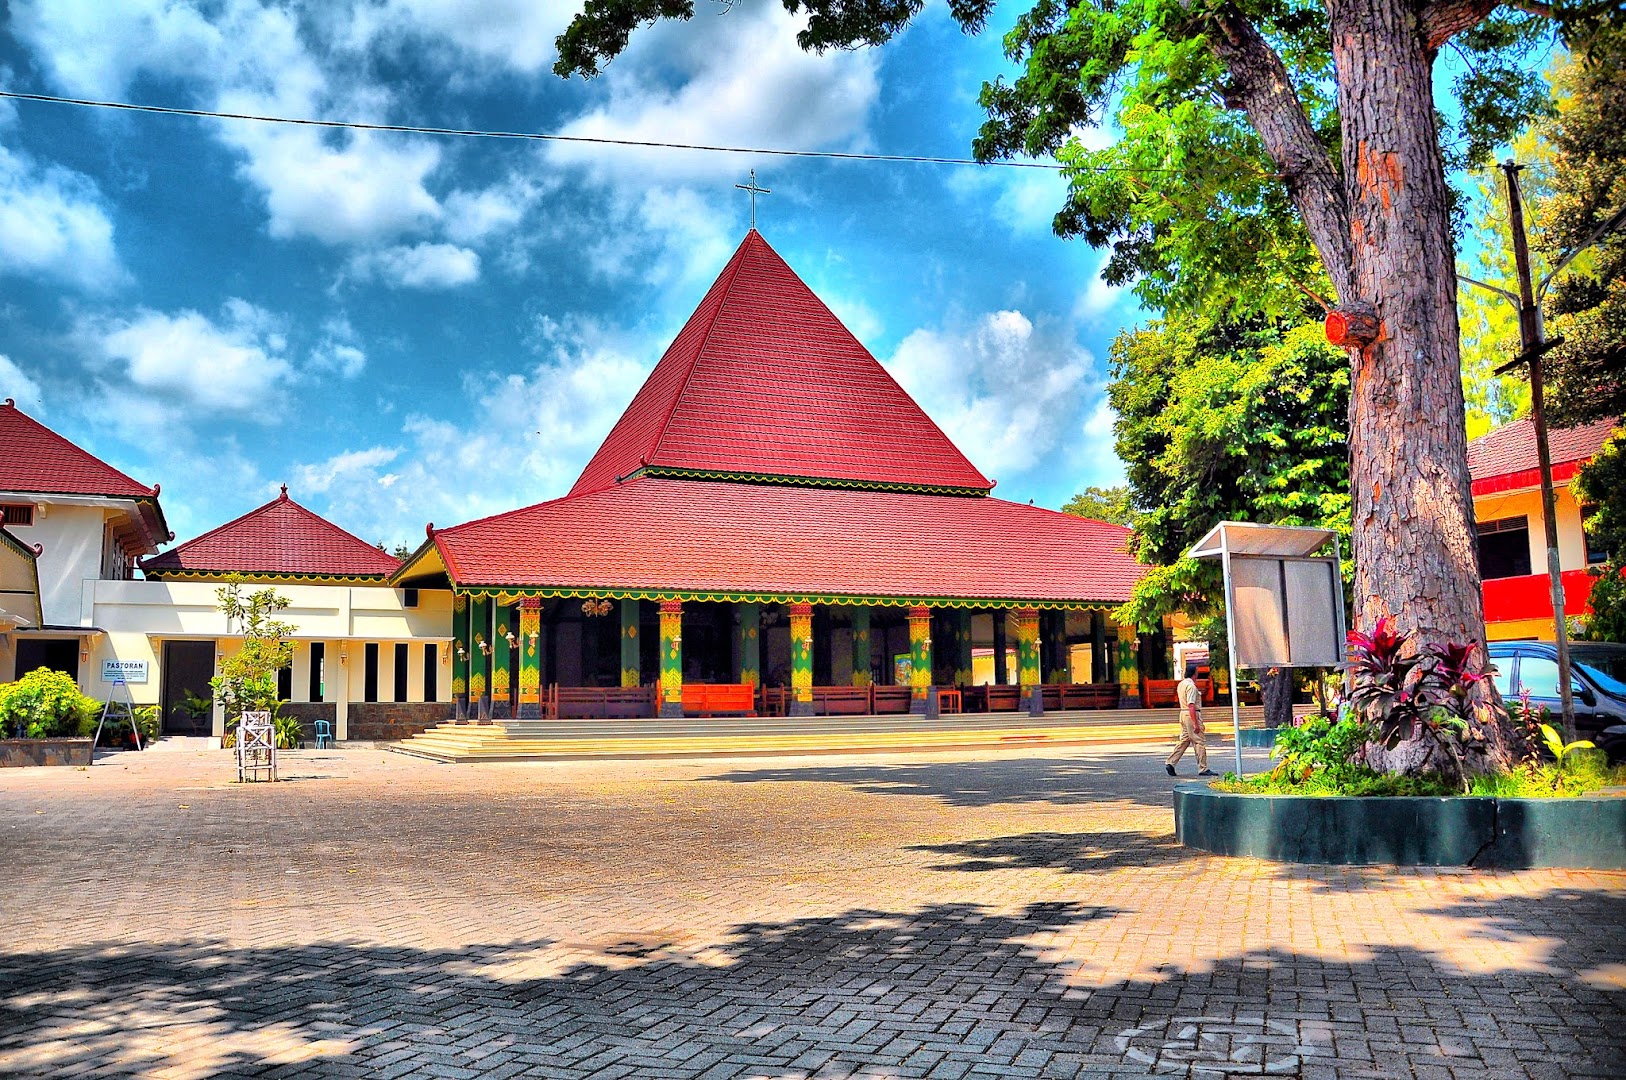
[1175,783,1626,869]
[0,738,95,768]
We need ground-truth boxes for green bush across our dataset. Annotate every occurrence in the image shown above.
[0,669,103,739]
[1214,752,1626,798]
[96,705,160,747]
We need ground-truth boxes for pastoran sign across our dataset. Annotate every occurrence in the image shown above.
[101,659,149,684]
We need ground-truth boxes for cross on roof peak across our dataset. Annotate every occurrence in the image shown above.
[734,169,771,229]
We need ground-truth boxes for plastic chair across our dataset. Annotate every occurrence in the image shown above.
[313,719,333,749]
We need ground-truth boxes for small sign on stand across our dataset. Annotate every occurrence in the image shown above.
[236,711,277,782]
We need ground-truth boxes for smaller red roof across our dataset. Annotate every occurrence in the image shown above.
[0,399,157,499]
[1468,417,1619,497]
[141,487,400,580]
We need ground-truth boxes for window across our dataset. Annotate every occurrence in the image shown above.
[1581,504,1609,565]
[394,642,409,702]
[1490,661,1512,699]
[309,643,325,701]
[423,644,438,701]
[403,588,419,608]
[1476,516,1532,580]
[1,503,34,527]
[364,643,379,703]
[1516,656,1561,699]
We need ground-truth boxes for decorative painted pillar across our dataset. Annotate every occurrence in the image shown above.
[850,607,871,687]
[1117,620,1141,701]
[953,609,973,687]
[518,598,542,719]
[907,606,935,715]
[788,602,814,717]
[492,602,514,720]
[472,594,492,721]
[620,599,641,688]
[659,601,684,718]
[738,603,761,687]
[993,610,1009,685]
[1014,607,1043,715]
[452,594,469,721]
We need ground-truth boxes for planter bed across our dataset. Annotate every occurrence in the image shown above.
[1174,783,1626,869]
[0,738,95,768]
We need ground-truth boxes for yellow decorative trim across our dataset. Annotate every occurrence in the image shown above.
[454,584,1114,611]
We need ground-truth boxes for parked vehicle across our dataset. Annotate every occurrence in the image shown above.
[1486,641,1626,762]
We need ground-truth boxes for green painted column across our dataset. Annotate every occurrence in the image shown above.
[452,594,469,721]
[1015,607,1042,715]
[621,599,641,688]
[908,606,934,714]
[659,601,683,718]
[492,602,514,719]
[518,598,542,718]
[850,607,871,687]
[789,602,814,716]
[738,603,761,687]
[471,594,492,721]
[953,609,973,687]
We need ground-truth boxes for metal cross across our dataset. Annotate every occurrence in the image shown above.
[734,169,771,228]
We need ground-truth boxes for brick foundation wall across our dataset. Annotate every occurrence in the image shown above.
[345,702,452,742]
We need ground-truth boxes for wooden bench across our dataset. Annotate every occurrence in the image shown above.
[937,687,962,714]
[757,686,789,717]
[808,686,873,715]
[871,686,914,714]
[963,684,1022,712]
[1057,683,1121,710]
[549,685,657,719]
[683,683,756,717]
[1142,678,1213,709]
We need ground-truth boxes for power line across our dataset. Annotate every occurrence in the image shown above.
[0,89,1106,172]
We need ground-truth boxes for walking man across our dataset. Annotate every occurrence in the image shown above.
[1166,667,1215,777]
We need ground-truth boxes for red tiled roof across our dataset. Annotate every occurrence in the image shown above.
[141,487,400,579]
[432,477,1140,604]
[0,399,157,498]
[569,231,993,497]
[1468,417,1618,496]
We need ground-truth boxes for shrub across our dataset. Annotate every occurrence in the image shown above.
[1271,713,1372,785]
[0,669,102,739]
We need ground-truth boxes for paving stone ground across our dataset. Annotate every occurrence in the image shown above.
[1,743,1622,1079]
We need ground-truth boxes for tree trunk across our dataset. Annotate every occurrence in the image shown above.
[1327,0,1517,771]
[1260,667,1295,729]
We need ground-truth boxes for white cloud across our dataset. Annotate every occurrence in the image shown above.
[82,299,296,436]
[354,0,577,74]
[948,166,1068,237]
[279,313,655,545]
[1075,251,1130,320]
[549,2,880,184]
[0,355,46,413]
[347,242,481,289]
[307,315,369,378]
[0,142,123,290]
[884,309,1101,481]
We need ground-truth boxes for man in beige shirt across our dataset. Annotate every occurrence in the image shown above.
[1166,670,1215,777]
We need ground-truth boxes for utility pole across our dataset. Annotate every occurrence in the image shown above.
[1500,160,1577,743]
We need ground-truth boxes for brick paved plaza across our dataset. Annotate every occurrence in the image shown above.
[1,745,1623,1079]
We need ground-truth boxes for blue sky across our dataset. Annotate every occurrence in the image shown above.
[0,0,1145,550]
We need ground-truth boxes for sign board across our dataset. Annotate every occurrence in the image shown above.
[1228,555,1343,669]
[102,659,149,684]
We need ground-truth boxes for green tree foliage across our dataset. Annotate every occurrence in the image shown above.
[209,580,295,723]
[1111,320,1350,631]
[1541,25,1626,428]
[1574,428,1626,641]
[1060,485,1135,526]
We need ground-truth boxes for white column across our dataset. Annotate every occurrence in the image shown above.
[330,639,351,741]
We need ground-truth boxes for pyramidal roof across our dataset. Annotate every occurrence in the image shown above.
[141,487,401,580]
[0,399,158,500]
[569,230,993,497]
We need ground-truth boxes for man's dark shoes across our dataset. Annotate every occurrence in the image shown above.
[1197,769,1216,777]
[1165,764,1176,776]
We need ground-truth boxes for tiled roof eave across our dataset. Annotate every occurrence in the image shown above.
[445,581,1132,610]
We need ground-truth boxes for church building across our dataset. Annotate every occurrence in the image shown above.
[393,231,1152,724]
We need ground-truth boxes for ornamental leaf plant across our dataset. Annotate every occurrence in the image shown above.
[209,580,295,726]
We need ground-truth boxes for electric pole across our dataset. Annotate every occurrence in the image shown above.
[1500,160,1578,743]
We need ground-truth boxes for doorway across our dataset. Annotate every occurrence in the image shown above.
[161,641,216,736]
[15,638,79,681]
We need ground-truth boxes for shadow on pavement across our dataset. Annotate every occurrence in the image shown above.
[2,892,1622,1078]
[697,756,1182,811]
[909,829,1194,874]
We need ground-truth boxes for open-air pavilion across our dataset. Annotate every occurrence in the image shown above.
[393,231,1165,722]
